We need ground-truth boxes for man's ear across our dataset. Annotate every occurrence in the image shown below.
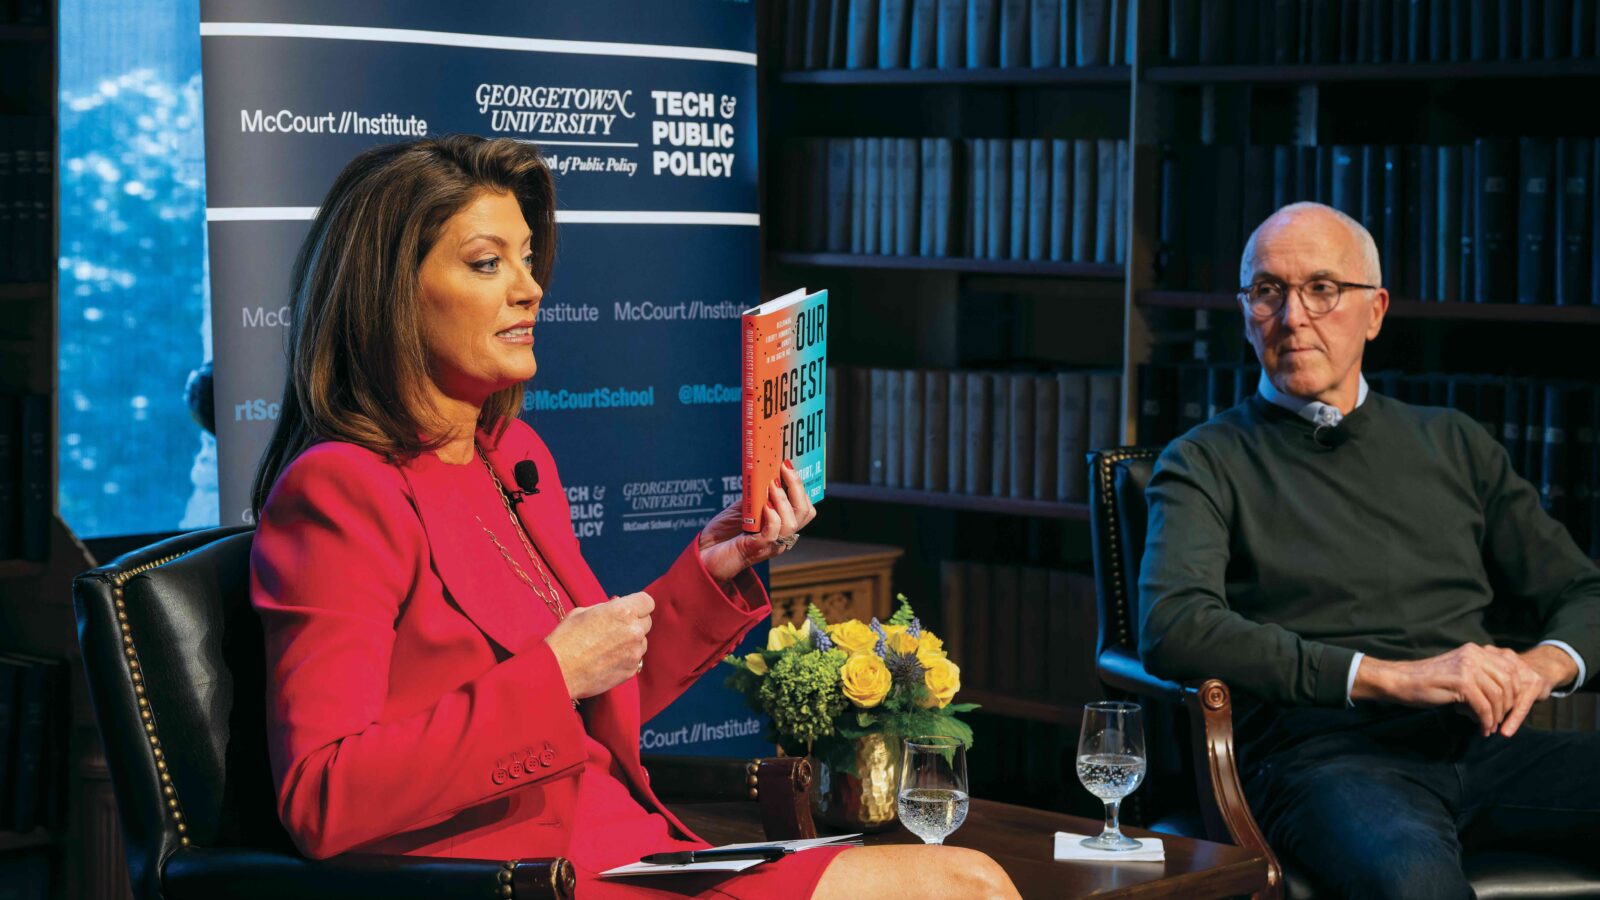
[1365,288,1389,341]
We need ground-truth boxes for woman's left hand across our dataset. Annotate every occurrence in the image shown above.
[698,461,816,585]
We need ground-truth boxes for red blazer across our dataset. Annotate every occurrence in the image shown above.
[250,420,770,861]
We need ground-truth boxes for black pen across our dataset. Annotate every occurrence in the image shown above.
[640,846,793,866]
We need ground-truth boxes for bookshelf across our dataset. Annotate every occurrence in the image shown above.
[775,251,1123,278]
[759,0,1600,811]
[1138,290,1600,325]
[778,65,1131,86]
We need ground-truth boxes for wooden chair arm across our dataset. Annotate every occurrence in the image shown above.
[1181,679,1284,900]
[642,755,817,841]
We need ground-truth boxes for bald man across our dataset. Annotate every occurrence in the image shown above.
[1138,203,1600,899]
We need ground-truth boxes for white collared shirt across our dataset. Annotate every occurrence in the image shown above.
[1254,371,1588,703]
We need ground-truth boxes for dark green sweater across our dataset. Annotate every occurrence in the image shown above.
[1139,392,1600,714]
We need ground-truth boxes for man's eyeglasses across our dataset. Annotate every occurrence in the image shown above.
[1236,278,1379,318]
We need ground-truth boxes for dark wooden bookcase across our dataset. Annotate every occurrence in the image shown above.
[756,0,1600,811]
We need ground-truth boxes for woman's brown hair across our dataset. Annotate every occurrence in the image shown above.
[250,134,557,515]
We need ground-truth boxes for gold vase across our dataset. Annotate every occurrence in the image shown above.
[810,733,901,833]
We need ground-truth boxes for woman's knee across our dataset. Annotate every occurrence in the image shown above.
[935,847,1018,899]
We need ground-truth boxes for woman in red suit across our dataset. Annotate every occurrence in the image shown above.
[249,135,1018,899]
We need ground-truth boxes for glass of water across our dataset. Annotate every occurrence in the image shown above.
[1076,701,1147,851]
[897,735,969,845]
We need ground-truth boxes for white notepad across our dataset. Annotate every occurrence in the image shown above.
[601,834,863,877]
[1053,832,1166,863]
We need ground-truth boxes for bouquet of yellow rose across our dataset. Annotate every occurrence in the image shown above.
[723,596,976,777]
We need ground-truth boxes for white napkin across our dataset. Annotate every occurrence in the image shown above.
[1053,832,1165,863]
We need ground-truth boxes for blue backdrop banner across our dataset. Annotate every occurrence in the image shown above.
[201,0,766,757]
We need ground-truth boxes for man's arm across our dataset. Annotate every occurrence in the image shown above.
[1137,440,1358,707]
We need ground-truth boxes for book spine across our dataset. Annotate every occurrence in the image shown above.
[896,138,920,255]
[1517,137,1555,304]
[969,0,1000,66]
[851,138,868,253]
[1556,137,1593,306]
[1095,139,1118,264]
[826,138,853,253]
[1088,373,1118,473]
[947,371,967,493]
[784,0,809,68]
[919,138,938,256]
[6,662,45,832]
[1033,373,1060,500]
[1000,0,1030,66]
[1115,139,1129,264]
[1460,142,1477,302]
[741,318,760,528]
[986,139,1009,259]
[990,565,1020,692]
[924,370,949,492]
[1028,139,1050,261]
[938,0,968,66]
[1437,143,1461,302]
[1382,145,1403,284]
[848,0,881,67]
[829,0,854,66]
[881,136,899,253]
[1168,0,1200,63]
[807,0,835,67]
[935,138,954,256]
[969,138,987,258]
[827,365,839,479]
[1542,384,1570,522]
[1076,0,1109,64]
[869,368,888,485]
[903,368,925,488]
[864,137,883,254]
[1008,373,1035,499]
[910,0,939,66]
[1419,144,1438,300]
[1057,372,1089,502]
[1018,567,1049,695]
[880,0,912,67]
[1050,139,1071,262]
[989,373,1011,497]
[885,369,905,487]
[966,372,992,494]
[1031,0,1061,64]
[1072,138,1096,262]
[940,561,966,666]
[1009,139,1030,260]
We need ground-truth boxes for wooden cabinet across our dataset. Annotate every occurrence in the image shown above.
[767,537,903,627]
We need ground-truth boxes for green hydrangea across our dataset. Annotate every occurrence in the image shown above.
[759,648,848,746]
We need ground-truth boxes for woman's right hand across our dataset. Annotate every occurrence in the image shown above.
[544,591,654,700]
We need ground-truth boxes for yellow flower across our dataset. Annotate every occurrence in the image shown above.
[827,620,879,656]
[766,620,813,652]
[884,629,919,657]
[840,653,892,708]
[744,653,769,676]
[915,631,947,666]
[920,657,961,709]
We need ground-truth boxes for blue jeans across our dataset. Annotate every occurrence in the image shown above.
[1243,706,1600,900]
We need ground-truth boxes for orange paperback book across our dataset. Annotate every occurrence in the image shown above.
[741,287,828,532]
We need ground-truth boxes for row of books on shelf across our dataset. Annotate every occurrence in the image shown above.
[0,117,52,285]
[1165,0,1600,66]
[0,654,67,836]
[938,559,1103,702]
[0,395,49,563]
[782,137,1129,264]
[825,366,1121,502]
[778,0,1135,71]
[1160,137,1599,306]
[1138,363,1600,555]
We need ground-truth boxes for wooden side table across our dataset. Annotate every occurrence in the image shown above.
[767,537,904,627]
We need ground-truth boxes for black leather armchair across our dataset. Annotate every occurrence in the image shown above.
[1088,447,1600,900]
[73,526,814,900]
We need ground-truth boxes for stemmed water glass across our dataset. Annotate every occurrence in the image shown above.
[897,735,969,845]
[1076,701,1147,851]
